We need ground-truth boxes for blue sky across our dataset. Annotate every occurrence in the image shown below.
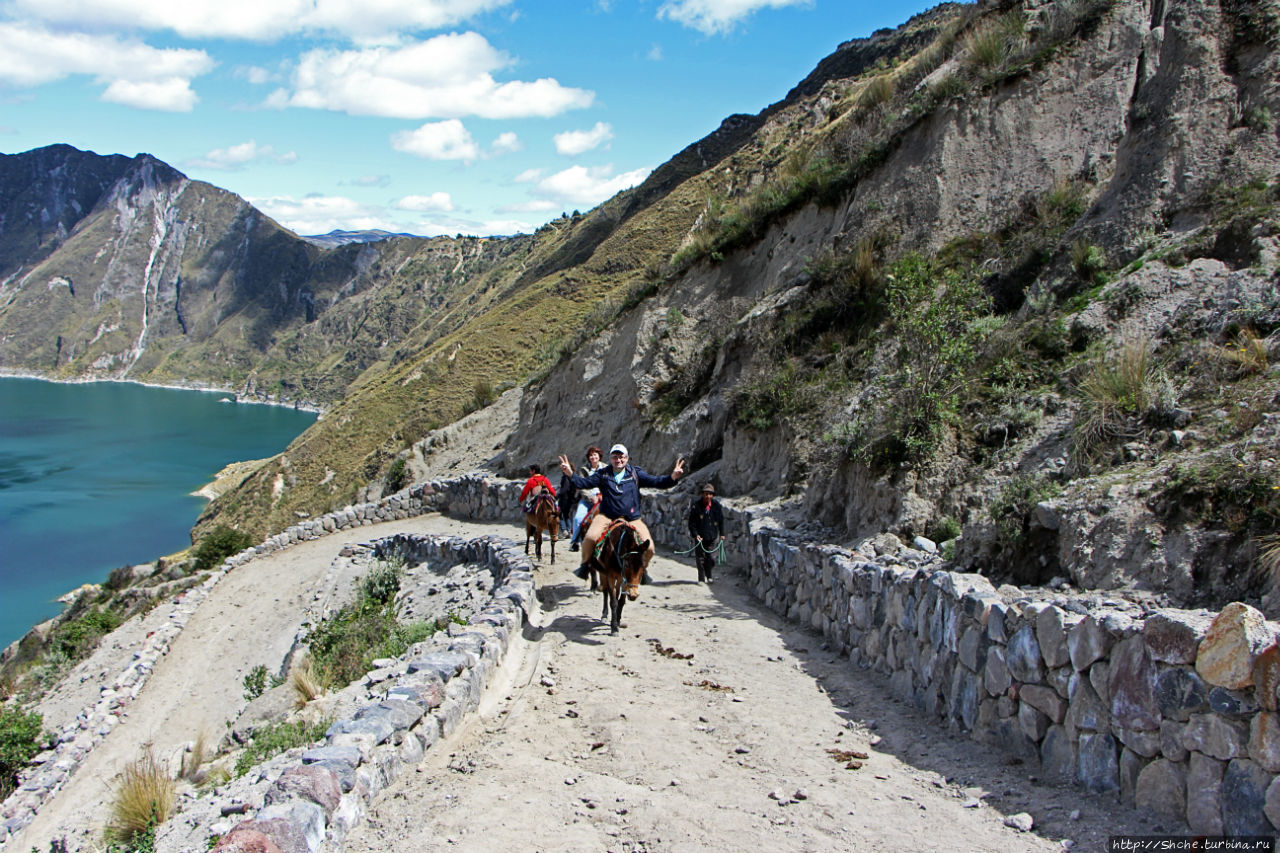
[0,0,937,238]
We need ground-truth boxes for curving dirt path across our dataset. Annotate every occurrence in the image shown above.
[345,545,1170,853]
[12,513,1175,852]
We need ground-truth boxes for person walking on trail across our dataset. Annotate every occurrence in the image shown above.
[688,482,725,583]
[568,445,607,552]
[519,464,556,514]
[558,444,684,576]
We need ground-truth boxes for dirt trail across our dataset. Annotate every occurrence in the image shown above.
[10,514,513,852]
[345,547,1167,853]
[13,514,1171,852]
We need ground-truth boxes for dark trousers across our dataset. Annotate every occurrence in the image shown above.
[695,540,718,580]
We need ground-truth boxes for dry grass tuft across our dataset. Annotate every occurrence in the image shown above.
[108,749,175,845]
[289,656,324,708]
[1073,338,1171,461]
[1217,327,1270,375]
[1259,532,1280,578]
[178,730,209,782]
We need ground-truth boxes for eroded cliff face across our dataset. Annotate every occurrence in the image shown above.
[501,0,1280,609]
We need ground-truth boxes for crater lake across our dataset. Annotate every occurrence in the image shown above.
[0,377,317,649]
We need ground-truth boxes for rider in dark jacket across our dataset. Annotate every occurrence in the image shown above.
[559,443,684,575]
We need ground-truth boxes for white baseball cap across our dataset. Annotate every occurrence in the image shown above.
[609,443,628,456]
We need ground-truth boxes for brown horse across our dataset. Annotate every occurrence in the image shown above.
[524,492,559,564]
[589,520,651,635]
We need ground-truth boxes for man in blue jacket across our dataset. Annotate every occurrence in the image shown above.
[558,443,685,576]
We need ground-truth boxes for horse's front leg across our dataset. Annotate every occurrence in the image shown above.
[610,591,625,636]
[524,523,532,555]
[534,529,542,561]
[549,528,556,565]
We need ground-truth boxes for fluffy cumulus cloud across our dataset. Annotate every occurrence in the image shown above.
[532,164,651,206]
[185,140,298,170]
[391,119,479,161]
[553,121,613,156]
[394,192,454,212]
[270,32,593,119]
[412,215,532,237]
[490,131,521,154]
[657,0,811,34]
[0,23,213,110]
[8,0,513,42]
[250,193,396,235]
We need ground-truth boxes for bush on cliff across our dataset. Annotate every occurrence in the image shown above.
[0,705,44,798]
[192,526,254,571]
[305,559,435,689]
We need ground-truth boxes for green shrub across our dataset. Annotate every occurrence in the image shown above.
[192,526,255,571]
[359,560,402,606]
[850,254,991,466]
[0,706,43,798]
[734,361,809,432]
[241,664,283,701]
[1070,239,1108,285]
[50,606,123,660]
[990,473,1062,550]
[382,457,408,496]
[234,718,331,777]
[928,516,963,542]
[306,558,435,689]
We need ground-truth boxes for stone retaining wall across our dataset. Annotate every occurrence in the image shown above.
[162,533,535,853]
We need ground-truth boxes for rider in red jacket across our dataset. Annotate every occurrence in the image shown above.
[520,464,556,510]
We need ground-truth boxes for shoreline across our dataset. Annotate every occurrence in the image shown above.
[0,369,327,415]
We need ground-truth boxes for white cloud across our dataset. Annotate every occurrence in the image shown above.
[553,121,613,156]
[392,119,479,161]
[186,140,298,170]
[8,0,513,42]
[346,174,391,187]
[250,193,397,235]
[513,168,542,183]
[394,192,454,212]
[497,199,557,213]
[302,0,514,42]
[657,0,811,34]
[647,43,663,61]
[0,23,213,110]
[413,215,532,237]
[274,32,593,119]
[101,77,200,111]
[238,65,274,85]
[532,164,651,206]
[490,131,521,154]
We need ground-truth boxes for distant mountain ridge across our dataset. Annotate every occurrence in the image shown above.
[302,229,424,248]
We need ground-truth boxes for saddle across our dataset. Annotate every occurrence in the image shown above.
[524,491,557,515]
[593,519,649,561]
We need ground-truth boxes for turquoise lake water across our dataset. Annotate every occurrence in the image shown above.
[0,377,317,650]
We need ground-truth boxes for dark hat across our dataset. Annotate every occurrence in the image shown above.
[700,482,715,494]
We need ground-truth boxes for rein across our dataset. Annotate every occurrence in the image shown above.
[673,539,727,565]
